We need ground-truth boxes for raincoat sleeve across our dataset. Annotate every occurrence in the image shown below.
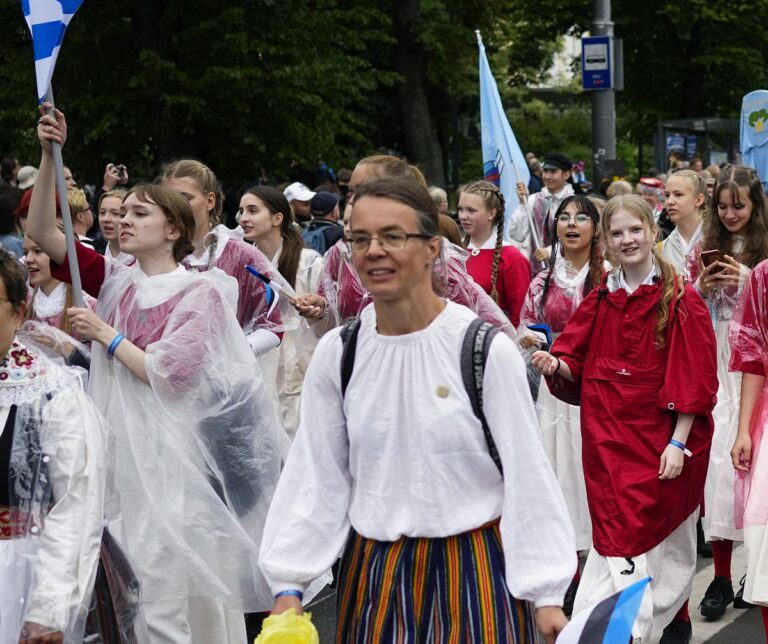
[546,287,602,405]
[260,329,351,594]
[730,262,768,376]
[483,334,575,607]
[23,386,105,637]
[657,285,718,414]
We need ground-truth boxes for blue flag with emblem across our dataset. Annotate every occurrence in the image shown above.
[477,30,529,233]
[21,0,85,103]
[741,90,768,190]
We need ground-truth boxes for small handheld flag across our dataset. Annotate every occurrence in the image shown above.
[245,265,298,312]
[22,0,85,103]
[556,576,650,643]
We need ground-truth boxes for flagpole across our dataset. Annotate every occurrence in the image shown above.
[511,161,547,271]
[45,86,85,308]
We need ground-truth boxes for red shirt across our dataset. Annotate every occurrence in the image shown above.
[466,245,531,326]
[546,276,717,556]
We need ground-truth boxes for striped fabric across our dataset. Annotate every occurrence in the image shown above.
[336,521,536,643]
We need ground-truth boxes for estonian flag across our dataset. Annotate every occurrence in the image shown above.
[21,0,85,103]
[557,576,650,643]
[477,30,530,235]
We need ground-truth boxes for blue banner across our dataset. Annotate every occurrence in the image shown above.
[741,90,768,189]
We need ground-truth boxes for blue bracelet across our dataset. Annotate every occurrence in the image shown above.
[107,333,125,357]
[275,589,303,601]
[669,439,692,457]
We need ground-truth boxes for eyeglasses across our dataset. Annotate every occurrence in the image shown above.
[556,213,592,225]
[349,231,433,252]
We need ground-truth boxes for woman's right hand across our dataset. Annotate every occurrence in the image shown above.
[531,350,559,375]
[731,431,752,472]
[37,103,67,154]
[270,594,304,616]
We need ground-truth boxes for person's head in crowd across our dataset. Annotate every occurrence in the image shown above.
[605,180,633,199]
[63,165,76,189]
[636,177,665,210]
[15,188,61,234]
[313,181,338,194]
[538,195,605,314]
[310,191,341,222]
[602,195,681,347]
[689,158,704,173]
[587,194,606,217]
[646,167,661,178]
[239,185,307,289]
[702,164,768,269]
[458,180,505,302]
[160,159,224,241]
[437,214,462,246]
[699,169,715,199]
[0,248,28,358]
[706,164,720,179]
[0,190,23,238]
[1,157,21,187]
[98,189,128,256]
[348,177,441,302]
[665,169,707,230]
[350,155,427,202]
[16,166,38,191]
[337,168,353,198]
[541,153,572,194]
[67,188,94,238]
[529,158,542,177]
[282,182,315,224]
[428,186,449,216]
[121,184,195,264]
[525,152,536,162]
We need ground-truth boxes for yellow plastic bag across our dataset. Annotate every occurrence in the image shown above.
[254,608,320,644]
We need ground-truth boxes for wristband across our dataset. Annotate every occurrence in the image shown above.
[669,439,692,457]
[275,589,303,601]
[107,333,125,357]
[554,357,562,374]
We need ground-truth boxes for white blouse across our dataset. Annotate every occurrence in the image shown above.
[260,301,575,608]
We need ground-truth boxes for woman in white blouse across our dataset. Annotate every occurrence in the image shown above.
[260,177,576,643]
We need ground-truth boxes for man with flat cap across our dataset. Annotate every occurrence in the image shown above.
[508,152,575,275]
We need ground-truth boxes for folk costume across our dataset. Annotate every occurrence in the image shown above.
[261,301,576,643]
[729,260,768,605]
[466,233,531,326]
[52,241,284,643]
[687,239,750,543]
[547,265,718,639]
[518,256,593,551]
[0,335,105,643]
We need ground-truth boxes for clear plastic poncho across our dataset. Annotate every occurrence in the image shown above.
[318,239,514,336]
[2,330,105,644]
[88,260,284,612]
[687,239,750,324]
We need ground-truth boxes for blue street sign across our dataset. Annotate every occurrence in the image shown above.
[582,36,611,91]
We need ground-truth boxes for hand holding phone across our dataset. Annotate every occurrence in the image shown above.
[700,249,723,274]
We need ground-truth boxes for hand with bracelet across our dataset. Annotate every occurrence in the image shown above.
[270,589,304,616]
[659,413,695,480]
[67,307,150,384]
[531,350,573,380]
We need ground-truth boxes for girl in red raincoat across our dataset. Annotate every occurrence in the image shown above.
[532,194,717,644]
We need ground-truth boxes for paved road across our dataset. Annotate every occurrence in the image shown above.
[307,544,763,642]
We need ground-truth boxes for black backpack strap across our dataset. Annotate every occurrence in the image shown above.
[340,317,362,397]
[461,318,503,476]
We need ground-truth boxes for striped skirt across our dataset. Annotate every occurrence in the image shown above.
[335,521,536,643]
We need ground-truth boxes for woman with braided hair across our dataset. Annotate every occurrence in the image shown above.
[459,180,531,326]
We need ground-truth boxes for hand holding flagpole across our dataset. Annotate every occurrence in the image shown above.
[22,1,86,307]
[510,159,547,270]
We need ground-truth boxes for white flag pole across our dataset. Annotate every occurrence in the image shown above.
[511,159,547,270]
[45,85,85,308]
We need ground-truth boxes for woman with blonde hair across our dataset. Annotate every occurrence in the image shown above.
[532,194,717,643]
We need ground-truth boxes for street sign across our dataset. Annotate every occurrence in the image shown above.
[582,36,611,91]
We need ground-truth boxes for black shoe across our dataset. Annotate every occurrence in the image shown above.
[734,575,756,609]
[699,575,735,619]
[659,618,692,644]
[563,578,578,618]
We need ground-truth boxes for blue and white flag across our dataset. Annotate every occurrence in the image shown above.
[741,90,768,190]
[21,0,85,103]
[477,31,529,231]
[557,577,650,644]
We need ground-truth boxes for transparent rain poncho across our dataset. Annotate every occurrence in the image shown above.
[87,259,285,612]
[687,239,750,325]
[2,330,105,644]
[318,239,514,336]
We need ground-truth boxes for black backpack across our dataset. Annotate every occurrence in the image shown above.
[339,316,503,475]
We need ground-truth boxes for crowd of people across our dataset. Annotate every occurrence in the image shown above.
[0,102,767,644]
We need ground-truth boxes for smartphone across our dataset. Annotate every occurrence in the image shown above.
[700,249,723,273]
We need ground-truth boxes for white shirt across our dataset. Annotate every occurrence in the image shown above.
[260,301,575,608]
[660,221,703,276]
